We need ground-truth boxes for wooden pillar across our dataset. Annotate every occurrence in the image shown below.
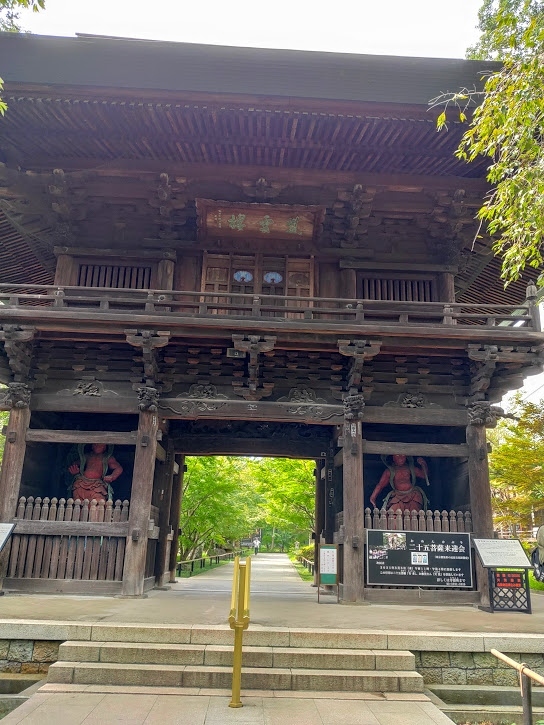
[314,460,325,585]
[467,401,495,607]
[157,255,175,290]
[340,268,357,300]
[342,394,365,602]
[0,384,32,581]
[438,272,456,303]
[168,454,185,583]
[154,438,175,588]
[122,391,159,597]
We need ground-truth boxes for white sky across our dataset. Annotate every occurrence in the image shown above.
[18,0,484,59]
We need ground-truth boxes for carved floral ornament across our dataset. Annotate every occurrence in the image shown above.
[0,382,31,409]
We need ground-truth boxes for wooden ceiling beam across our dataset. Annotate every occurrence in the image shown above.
[5,161,490,194]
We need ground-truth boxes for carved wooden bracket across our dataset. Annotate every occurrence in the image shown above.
[466,400,504,428]
[125,329,170,388]
[468,344,498,399]
[338,338,381,394]
[0,381,31,409]
[0,325,36,382]
[231,335,277,401]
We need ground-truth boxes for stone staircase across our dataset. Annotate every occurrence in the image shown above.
[47,627,424,694]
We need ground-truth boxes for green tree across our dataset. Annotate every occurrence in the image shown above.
[433,0,544,284]
[467,0,544,60]
[488,394,544,534]
[249,458,315,547]
[179,456,262,560]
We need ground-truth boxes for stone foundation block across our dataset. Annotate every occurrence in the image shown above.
[33,641,60,663]
[7,641,33,662]
[421,652,450,668]
[466,668,493,685]
[441,667,467,685]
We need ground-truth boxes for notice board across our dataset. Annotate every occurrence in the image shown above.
[366,530,473,588]
[319,544,338,586]
[472,538,531,568]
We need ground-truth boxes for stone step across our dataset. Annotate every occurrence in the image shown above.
[76,624,393,650]
[47,661,424,692]
[58,641,415,671]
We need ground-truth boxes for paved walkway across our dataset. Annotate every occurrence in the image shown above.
[3,688,454,724]
[0,553,542,633]
[0,554,456,724]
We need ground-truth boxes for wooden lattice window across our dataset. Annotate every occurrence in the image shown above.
[77,264,153,290]
[358,273,437,302]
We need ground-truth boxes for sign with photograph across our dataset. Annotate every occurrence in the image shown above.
[472,538,531,568]
[366,530,473,588]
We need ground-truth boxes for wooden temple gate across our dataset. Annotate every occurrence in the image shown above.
[0,35,542,603]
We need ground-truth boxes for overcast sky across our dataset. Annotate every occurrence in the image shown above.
[19,0,484,59]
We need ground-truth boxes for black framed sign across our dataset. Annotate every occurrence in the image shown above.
[366,529,473,588]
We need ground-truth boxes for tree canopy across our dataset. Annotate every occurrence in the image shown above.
[179,456,314,560]
[434,0,544,285]
[488,394,544,533]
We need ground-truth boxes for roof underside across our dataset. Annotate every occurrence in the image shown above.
[0,34,530,305]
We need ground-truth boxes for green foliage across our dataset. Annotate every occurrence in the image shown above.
[298,544,315,562]
[179,456,263,560]
[0,0,44,31]
[488,394,544,531]
[467,0,544,60]
[0,409,7,465]
[247,457,315,534]
[433,0,544,285]
[179,456,314,561]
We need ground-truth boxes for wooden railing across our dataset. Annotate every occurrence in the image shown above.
[0,283,538,331]
[8,496,130,581]
[336,508,472,533]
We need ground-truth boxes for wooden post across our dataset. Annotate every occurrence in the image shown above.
[314,460,325,585]
[168,454,185,582]
[438,272,456,303]
[154,438,175,588]
[0,384,32,581]
[121,390,159,597]
[467,402,495,607]
[342,394,365,602]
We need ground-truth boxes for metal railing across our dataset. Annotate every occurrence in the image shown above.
[491,649,544,725]
[229,555,251,709]
[0,283,538,331]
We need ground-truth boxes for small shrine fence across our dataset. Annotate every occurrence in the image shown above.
[364,507,472,533]
[5,496,130,594]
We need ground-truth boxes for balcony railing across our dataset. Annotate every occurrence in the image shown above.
[0,284,539,331]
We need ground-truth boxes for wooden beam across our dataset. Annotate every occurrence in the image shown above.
[155,443,167,463]
[13,521,128,536]
[25,430,140,445]
[362,441,469,457]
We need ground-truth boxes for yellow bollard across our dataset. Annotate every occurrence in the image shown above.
[229,555,251,708]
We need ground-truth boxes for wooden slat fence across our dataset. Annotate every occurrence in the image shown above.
[336,508,472,533]
[8,496,130,581]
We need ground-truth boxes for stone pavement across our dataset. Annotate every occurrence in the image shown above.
[0,553,542,633]
[1,688,455,724]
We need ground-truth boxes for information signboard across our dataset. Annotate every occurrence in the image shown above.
[317,544,339,603]
[472,538,531,568]
[319,545,338,585]
[366,530,473,588]
[0,524,14,554]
